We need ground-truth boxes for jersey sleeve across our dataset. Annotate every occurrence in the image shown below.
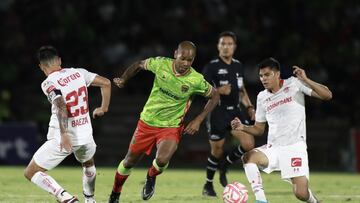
[202,63,213,84]
[293,77,312,96]
[236,63,245,88]
[77,68,97,87]
[41,80,62,103]
[194,75,213,97]
[144,57,165,74]
[255,93,267,123]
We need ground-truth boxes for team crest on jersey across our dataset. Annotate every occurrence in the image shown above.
[181,85,189,93]
[291,157,302,167]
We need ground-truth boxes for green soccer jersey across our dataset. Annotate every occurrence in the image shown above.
[140,56,212,127]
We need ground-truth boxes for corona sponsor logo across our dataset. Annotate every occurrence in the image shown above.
[57,72,81,86]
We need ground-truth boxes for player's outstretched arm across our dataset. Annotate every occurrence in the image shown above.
[239,85,255,120]
[90,75,111,118]
[53,96,72,152]
[113,60,146,88]
[184,87,220,135]
[231,117,266,137]
[293,66,332,101]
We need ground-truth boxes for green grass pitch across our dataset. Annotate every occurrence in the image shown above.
[0,166,359,203]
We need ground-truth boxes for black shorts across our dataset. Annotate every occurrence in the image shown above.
[206,105,252,141]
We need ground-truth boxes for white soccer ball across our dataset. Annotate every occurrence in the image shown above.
[222,181,248,203]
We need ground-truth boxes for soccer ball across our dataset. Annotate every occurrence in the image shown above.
[222,182,248,203]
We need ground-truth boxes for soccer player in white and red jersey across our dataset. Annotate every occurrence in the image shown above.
[24,46,111,203]
[231,58,332,203]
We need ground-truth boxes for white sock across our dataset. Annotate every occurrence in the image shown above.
[307,189,318,203]
[31,171,72,201]
[244,163,267,202]
[83,165,96,197]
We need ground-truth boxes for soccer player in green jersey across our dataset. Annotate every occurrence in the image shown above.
[108,41,220,202]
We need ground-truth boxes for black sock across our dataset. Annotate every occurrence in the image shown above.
[205,155,220,184]
[223,146,245,169]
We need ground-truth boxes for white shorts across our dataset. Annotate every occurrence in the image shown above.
[33,138,96,170]
[256,141,309,181]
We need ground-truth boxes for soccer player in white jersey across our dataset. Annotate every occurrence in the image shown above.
[231,58,332,203]
[24,46,111,203]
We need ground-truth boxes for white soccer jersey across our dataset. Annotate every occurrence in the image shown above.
[255,77,313,146]
[41,68,97,145]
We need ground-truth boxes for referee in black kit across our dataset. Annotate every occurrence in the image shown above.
[202,31,256,197]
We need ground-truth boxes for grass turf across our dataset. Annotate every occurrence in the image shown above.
[0,166,359,203]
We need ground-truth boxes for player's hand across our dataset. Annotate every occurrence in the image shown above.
[247,106,256,121]
[60,133,72,152]
[231,117,243,130]
[92,107,106,118]
[292,66,308,82]
[219,84,231,95]
[183,119,201,135]
[113,77,125,88]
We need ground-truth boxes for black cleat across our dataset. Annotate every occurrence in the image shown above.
[108,192,120,203]
[202,183,217,197]
[141,174,156,200]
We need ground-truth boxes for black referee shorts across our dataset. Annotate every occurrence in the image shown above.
[206,105,252,141]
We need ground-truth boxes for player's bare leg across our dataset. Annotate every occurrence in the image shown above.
[82,158,96,203]
[291,176,320,203]
[203,138,225,197]
[242,150,269,203]
[141,139,177,200]
[218,131,254,187]
[24,159,79,203]
[109,151,145,203]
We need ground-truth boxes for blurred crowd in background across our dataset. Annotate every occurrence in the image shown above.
[0,0,359,169]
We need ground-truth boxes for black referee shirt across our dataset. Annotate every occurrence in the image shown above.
[202,57,245,107]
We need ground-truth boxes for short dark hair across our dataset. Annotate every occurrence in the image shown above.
[218,31,237,44]
[257,57,281,72]
[37,45,58,63]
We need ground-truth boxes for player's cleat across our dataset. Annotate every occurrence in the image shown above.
[202,183,217,197]
[219,163,228,187]
[58,196,79,203]
[108,192,120,203]
[255,201,268,203]
[84,193,96,203]
[56,190,79,203]
[141,174,156,200]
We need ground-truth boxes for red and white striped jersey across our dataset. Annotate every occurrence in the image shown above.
[41,68,97,145]
[255,76,313,146]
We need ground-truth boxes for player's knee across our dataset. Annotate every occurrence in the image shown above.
[24,166,34,181]
[155,156,170,167]
[82,158,95,167]
[241,150,256,164]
